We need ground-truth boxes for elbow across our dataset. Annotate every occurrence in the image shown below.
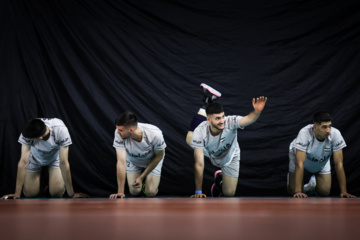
[18,158,29,168]
[59,160,70,169]
[335,162,344,171]
[117,162,126,170]
[295,162,303,170]
[194,161,204,169]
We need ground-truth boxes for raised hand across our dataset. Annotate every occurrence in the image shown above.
[252,96,267,112]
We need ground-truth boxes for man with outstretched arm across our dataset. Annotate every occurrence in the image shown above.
[187,84,267,198]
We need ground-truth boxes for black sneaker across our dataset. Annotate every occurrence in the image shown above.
[211,170,223,197]
[200,83,221,107]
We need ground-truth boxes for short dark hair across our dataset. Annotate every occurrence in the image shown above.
[22,119,47,138]
[313,111,332,124]
[115,111,138,127]
[206,102,224,115]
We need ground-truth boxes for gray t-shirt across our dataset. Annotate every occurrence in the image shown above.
[289,124,346,173]
[18,118,72,165]
[191,115,243,167]
[113,123,166,167]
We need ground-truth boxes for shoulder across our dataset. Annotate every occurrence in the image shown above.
[43,118,69,132]
[140,123,165,141]
[193,121,208,135]
[298,124,313,136]
[225,115,242,128]
[329,127,344,141]
[330,127,341,135]
[294,125,313,146]
[140,123,162,134]
[42,118,66,126]
[48,119,71,139]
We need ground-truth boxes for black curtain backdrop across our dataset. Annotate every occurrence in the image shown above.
[1,0,360,197]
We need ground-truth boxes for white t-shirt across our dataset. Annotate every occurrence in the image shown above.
[289,124,346,173]
[191,115,243,167]
[18,118,72,165]
[113,123,166,167]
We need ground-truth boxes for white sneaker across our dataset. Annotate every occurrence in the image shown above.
[303,175,317,195]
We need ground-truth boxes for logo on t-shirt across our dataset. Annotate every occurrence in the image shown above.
[220,137,226,143]
[297,141,308,147]
[334,140,344,148]
[156,141,165,147]
[56,138,69,145]
[211,143,231,156]
[307,155,329,163]
[127,150,152,158]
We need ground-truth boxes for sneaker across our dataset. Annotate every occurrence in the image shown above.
[141,183,146,196]
[211,170,223,197]
[200,83,222,107]
[303,175,317,195]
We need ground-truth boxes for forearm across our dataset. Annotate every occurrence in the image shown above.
[240,110,261,128]
[294,166,304,193]
[194,163,204,191]
[248,109,261,122]
[14,161,28,195]
[60,161,75,197]
[335,164,347,194]
[116,162,126,193]
[139,156,162,181]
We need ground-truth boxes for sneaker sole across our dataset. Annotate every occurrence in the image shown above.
[214,170,222,179]
[200,83,222,97]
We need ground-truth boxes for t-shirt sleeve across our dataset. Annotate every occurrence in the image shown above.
[191,126,204,149]
[227,115,243,129]
[153,131,166,150]
[113,130,125,149]
[293,129,310,152]
[332,129,347,151]
[55,127,72,147]
[18,134,33,146]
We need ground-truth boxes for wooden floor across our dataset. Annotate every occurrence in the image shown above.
[1,198,360,240]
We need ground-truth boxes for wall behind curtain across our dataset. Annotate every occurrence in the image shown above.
[1,0,359,197]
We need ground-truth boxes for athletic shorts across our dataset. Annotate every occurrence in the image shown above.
[27,155,60,172]
[220,156,240,178]
[288,153,331,174]
[126,158,164,177]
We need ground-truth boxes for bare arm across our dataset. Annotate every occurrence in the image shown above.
[333,150,356,198]
[59,146,75,197]
[133,149,165,188]
[59,146,89,198]
[110,148,127,199]
[190,148,206,198]
[238,96,267,128]
[1,145,31,199]
[294,149,307,198]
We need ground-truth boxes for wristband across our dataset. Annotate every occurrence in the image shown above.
[195,190,202,194]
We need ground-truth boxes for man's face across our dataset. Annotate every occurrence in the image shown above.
[207,112,225,130]
[116,125,133,139]
[313,121,332,141]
